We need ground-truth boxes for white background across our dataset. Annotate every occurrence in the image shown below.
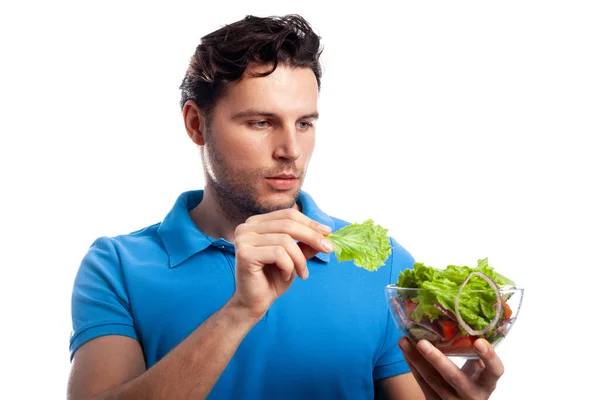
[1,1,598,399]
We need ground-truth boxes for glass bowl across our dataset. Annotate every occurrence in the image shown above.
[385,285,524,359]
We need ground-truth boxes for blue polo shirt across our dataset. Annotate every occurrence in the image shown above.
[70,190,414,399]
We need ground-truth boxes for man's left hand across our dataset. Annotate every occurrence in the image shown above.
[399,337,504,400]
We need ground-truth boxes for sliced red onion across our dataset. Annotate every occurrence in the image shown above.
[415,316,444,336]
[393,297,414,328]
[454,272,502,336]
[434,302,457,321]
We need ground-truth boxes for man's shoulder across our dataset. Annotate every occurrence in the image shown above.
[84,221,163,259]
[93,189,201,250]
[120,222,162,241]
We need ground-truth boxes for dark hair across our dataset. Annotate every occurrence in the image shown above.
[179,14,323,115]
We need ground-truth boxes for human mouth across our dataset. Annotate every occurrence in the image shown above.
[268,174,298,179]
[265,175,299,190]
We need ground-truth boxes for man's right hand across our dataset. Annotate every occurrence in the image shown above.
[68,209,334,400]
[229,208,334,320]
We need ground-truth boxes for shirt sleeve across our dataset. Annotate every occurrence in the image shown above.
[373,238,414,380]
[69,236,138,360]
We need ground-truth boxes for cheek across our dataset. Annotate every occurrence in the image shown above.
[218,134,267,169]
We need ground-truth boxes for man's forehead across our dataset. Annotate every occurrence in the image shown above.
[219,64,318,114]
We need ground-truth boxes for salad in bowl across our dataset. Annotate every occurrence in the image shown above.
[385,259,524,358]
[320,219,524,359]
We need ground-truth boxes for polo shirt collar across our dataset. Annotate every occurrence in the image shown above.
[158,190,334,268]
[157,190,213,268]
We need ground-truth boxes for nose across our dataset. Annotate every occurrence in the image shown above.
[272,124,303,161]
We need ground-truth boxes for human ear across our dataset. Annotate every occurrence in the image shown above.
[183,100,206,146]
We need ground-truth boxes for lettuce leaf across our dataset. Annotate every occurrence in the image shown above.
[396,258,516,332]
[326,219,392,271]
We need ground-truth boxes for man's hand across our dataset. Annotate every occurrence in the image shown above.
[230,208,334,320]
[399,337,504,400]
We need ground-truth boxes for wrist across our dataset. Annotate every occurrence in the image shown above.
[224,296,265,326]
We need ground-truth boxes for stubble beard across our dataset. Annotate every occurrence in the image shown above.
[203,132,304,224]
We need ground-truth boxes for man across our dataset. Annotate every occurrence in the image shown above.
[67,14,504,399]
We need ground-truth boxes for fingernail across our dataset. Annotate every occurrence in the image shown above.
[318,224,332,234]
[399,338,409,351]
[320,239,334,252]
[475,340,488,354]
[303,268,309,279]
[418,340,433,355]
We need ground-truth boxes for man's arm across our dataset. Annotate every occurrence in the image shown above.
[68,209,333,400]
[68,299,259,400]
[374,373,426,400]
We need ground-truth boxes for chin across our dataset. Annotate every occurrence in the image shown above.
[258,190,300,212]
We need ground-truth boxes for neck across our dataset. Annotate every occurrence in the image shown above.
[189,185,242,243]
[190,185,302,243]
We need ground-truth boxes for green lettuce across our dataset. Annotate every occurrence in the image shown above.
[326,219,392,271]
[397,258,516,331]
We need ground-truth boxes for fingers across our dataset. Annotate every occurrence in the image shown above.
[236,210,334,257]
[246,208,332,235]
[461,359,485,378]
[296,241,320,261]
[237,245,295,282]
[399,338,460,399]
[234,208,335,289]
[243,233,309,279]
[240,219,333,255]
[402,337,504,399]
[415,339,484,399]
[474,339,504,390]
[405,359,443,400]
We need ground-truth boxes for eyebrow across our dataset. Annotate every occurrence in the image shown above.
[231,109,319,120]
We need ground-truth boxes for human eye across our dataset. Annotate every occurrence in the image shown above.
[297,121,314,129]
[249,120,271,129]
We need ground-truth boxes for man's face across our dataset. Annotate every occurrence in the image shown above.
[201,64,319,216]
